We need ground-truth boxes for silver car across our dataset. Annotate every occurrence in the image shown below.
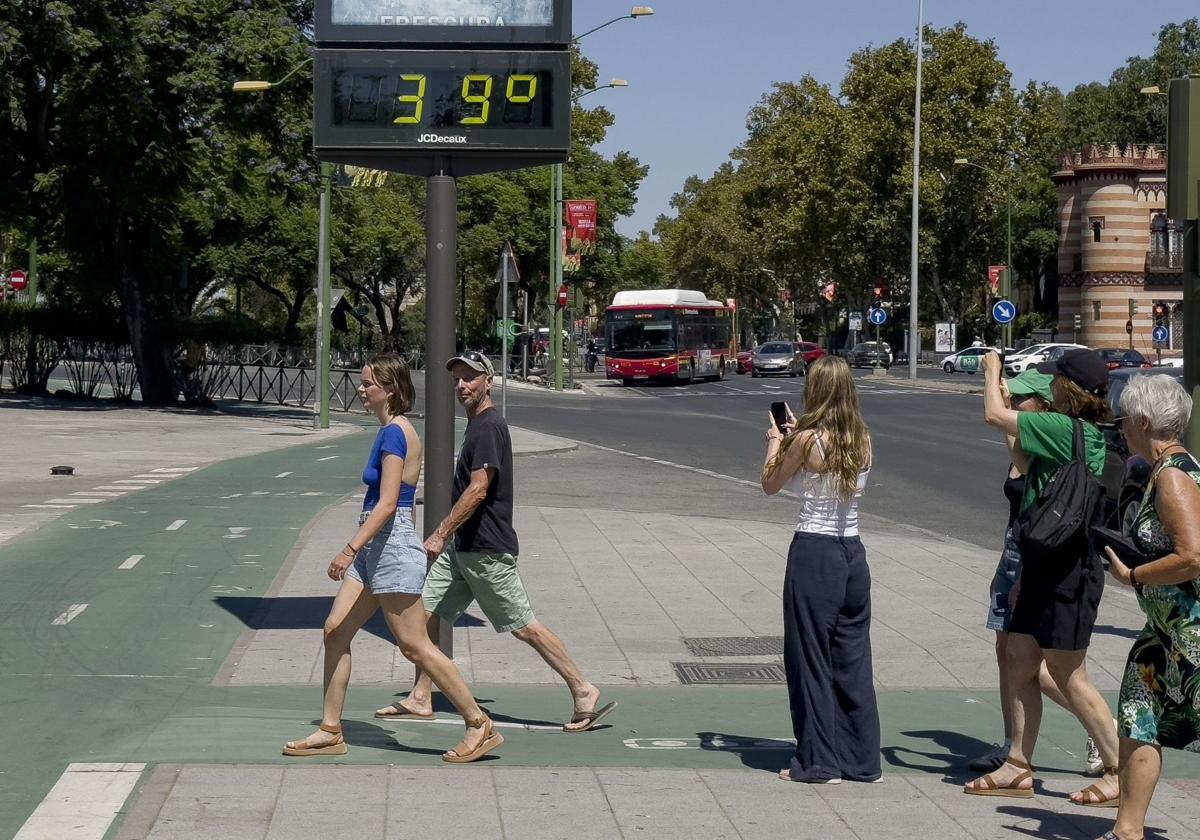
[751,341,805,377]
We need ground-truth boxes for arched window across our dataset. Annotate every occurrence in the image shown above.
[1090,217,1104,242]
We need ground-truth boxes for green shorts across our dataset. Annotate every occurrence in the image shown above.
[422,546,535,634]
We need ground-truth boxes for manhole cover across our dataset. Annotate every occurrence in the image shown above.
[673,662,786,685]
[683,636,785,656]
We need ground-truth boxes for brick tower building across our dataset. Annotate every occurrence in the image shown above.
[1054,144,1183,350]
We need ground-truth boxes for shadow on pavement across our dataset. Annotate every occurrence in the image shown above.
[697,731,793,773]
[994,805,1169,840]
[1091,623,1141,640]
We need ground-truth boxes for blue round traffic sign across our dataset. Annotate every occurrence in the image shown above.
[868,308,888,326]
[1153,325,1169,343]
[992,299,1017,325]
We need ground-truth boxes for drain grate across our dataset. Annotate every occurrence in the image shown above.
[683,636,785,656]
[673,662,787,685]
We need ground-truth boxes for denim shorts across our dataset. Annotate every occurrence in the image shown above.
[345,508,427,596]
[986,526,1022,632]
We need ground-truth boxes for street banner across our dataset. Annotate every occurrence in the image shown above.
[987,265,1005,295]
[935,322,955,353]
[821,281,837,303]
[561,229,581,273]
[564,199,598,256]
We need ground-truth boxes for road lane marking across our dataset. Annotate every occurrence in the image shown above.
[151,467,199,473]
[317,455,340,461]
[23,504,76,509]
[165,519,187,531]
[94,485,141,491]
[119,555,144,570]
[112,479,163,485]
[51,604,88,625]
[980,438,1005,446]
[74,491,123,497]
[276,471,294,478]
[13,762,145,840]
[48,498,102,504]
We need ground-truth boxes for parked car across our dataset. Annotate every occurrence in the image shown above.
[847,341,892,369]
[1154,357,1184,368]
[1097,348,1152,370]
[752,341,806,377]
[795,341,828,365]
[736,347,755,374]
[1004,343,1088,376]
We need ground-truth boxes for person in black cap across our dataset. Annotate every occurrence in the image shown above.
[375,350,616,733]
[965,349,1121,808]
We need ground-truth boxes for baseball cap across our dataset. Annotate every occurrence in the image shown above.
[1007,370,1054,403]
[446,350,495,377]
[1036,349,1108,395]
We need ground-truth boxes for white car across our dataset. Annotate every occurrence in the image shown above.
[942,346,998,374]
[1004,343,1088,376]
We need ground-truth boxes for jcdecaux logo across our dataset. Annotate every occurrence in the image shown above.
[419,133,468,144]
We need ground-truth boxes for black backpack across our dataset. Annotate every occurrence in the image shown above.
[1016,419,1104,559]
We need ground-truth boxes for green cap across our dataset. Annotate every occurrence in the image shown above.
[1007,370,1054,403]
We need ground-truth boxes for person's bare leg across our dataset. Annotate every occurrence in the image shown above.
[1037,659,1071,710]
[511,619,600,729]
[1109,737,1160,839]
[997,632,1013,741]
[1042,649,1120,804]
[286,578,379,750]
[377,610,439,717]
[379,594,489,753]
[966,632,1042,792]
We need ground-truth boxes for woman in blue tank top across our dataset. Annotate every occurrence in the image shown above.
[283,353,502,763]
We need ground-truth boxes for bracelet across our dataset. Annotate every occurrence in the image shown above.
[1129,566,1142,590]
[343,543,358,556]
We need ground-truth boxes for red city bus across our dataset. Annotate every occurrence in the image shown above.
[604,290,734,385]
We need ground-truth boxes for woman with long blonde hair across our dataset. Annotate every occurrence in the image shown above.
[762,355,880,784]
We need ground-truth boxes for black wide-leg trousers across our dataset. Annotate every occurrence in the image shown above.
[783,532,881,782]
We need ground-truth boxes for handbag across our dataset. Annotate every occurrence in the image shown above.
[1088,526,1152,569]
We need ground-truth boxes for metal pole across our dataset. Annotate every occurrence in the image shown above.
[1004,177,1013,349]
[426,172,457,659]
[501,243,509,418]
[26,236,38,303]
[314,162,333,430]
[907,0,924,380]
[554,163,564,391]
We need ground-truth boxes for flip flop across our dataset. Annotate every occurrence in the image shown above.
[283,724,348,756]
[374,701,436,721]
[442,719,504,764]
[564,700,618,733]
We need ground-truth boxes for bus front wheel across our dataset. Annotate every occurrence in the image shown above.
[716,358,726,381]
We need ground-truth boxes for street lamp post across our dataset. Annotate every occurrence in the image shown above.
[232,60,332,429]
[908,0,924,381]
[550,79,631,391]
[954,156,1013,348]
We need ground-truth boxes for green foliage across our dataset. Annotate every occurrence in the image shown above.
[177,312,276,347]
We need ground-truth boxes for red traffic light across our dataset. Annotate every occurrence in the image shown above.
[1153,303,1168,318]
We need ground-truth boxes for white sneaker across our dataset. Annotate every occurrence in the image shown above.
[1084,737,1104,777]
[968,742,1009,772]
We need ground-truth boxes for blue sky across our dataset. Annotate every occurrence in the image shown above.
[574,1,1199,237]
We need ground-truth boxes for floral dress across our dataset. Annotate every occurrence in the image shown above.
[1117,452,1200,752]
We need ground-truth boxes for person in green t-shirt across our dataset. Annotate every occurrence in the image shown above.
[965,349,1121,810]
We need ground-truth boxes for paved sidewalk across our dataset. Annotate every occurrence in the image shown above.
[3,399,1198,840]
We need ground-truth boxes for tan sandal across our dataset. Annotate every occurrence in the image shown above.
[963,757,1035,799]
[442,718,504,764]
[283,723,348,756]
[1073,767,1120,808]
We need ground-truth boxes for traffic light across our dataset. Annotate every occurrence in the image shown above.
[1153,302,1168,328]
[1128,298,1139,317]
[1073,313,1082,332]
[872,284,884,308]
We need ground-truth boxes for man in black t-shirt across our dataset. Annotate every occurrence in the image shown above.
[375,350,616,733]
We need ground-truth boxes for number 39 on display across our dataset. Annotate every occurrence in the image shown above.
[393,74,538,125]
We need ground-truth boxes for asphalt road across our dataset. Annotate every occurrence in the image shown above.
[415,369,1008,550]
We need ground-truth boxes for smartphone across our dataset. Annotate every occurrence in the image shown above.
[770,401,789,432]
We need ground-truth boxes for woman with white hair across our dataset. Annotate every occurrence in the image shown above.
[1097,374,1200,840]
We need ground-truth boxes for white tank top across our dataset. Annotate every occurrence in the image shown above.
[785,436,870,537]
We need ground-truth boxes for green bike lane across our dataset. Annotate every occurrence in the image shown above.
[4,422,1200,838]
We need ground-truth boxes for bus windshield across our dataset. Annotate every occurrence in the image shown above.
[608,310,675,356]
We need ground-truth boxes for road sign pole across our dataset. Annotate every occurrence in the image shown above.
[501,243,509,419]
[27,237,38,303]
